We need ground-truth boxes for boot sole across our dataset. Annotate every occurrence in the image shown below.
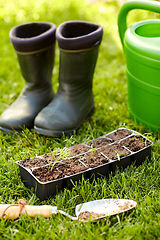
[0,126,22,135]
[34,106,95,137]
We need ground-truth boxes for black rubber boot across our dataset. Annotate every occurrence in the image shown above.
[34,21,103,137]
[0,22,56,134]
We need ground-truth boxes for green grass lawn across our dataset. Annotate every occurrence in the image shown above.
[0,0,160,239]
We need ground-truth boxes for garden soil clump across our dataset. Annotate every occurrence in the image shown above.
[78,211,106,222]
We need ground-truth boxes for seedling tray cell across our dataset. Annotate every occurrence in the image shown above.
[99,143,132,172]
[68,144,91,157]
[16,128,153,200]
[105,128,133,141]
[85,137,113,149]
[119,134,152,166]
[18,164,64,200]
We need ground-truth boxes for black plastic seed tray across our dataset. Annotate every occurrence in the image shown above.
[16,128,153,200]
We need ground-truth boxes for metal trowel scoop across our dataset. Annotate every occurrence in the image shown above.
[0,198,137,221]
[58,198,137,221]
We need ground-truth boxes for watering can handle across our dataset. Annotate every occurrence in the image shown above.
[118,0,160,48]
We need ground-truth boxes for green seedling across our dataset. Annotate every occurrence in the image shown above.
[114,150,124,161]
[132,134,138,141]
[78,156,85,162]
[48,147,71,171]
[132,135,148,147]
[141,137,148,147]
[87,141,93,147]
[89,147,97,160]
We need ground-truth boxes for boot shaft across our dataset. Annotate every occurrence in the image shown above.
[10,22,56,89]
[56,20,103,95]
[58,46,99,94]
[17,45,55,89]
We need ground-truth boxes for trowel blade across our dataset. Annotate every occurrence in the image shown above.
[75,199,137,221]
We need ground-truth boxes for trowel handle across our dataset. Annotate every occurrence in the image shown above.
[118,0,160,47]
[0,204,53,220]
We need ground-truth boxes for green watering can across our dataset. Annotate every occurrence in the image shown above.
[118,0,160,131]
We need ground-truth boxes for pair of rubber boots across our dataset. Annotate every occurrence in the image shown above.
[0,21,103,137]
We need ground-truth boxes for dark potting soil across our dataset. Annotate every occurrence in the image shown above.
[78,150,109,168]
[86,137,112,148]
[32,165,65,182]
[106,129,132,141]
[19,145,91,169]
[68,144,91,157]
[19,152,61,169]
[100,143,131,160]
[120,135,150,152]
[32,158,89,182]
[19,155,51,169]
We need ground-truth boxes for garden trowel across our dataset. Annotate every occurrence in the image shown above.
[0,198,137,222]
